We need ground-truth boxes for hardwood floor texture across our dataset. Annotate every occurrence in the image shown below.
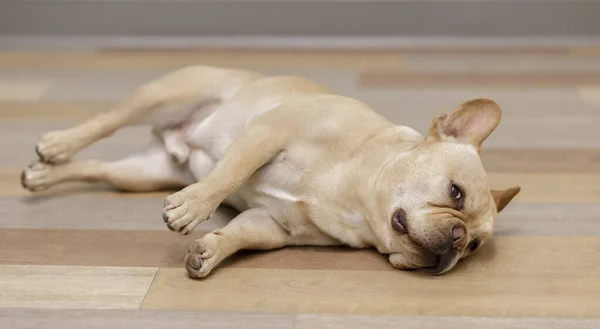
[0,47,599,327]
[0,265,157,309]
[141,267,600,317]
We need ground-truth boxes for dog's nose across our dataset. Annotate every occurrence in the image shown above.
[452,225,467,251]
[391,208,408,234]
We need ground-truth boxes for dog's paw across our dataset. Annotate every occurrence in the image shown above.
[21,162,56,192]
[185,238,219,279]
[36,130,78,164]
[162,190,215,235]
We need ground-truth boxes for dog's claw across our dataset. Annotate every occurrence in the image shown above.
[34,145,43,162]
[20,170,27,189]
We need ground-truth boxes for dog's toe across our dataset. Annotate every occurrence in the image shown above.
[187,254,203,270]
[185,252,209,279]
[184,238,218,279]
[189,239,207,254]
[162,195,200,233]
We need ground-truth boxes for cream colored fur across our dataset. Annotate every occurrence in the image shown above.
[21,65,520,278]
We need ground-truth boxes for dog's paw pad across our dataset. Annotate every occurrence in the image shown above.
[185,239,217,279]
[36,131,76,164]
[21,162,55,192]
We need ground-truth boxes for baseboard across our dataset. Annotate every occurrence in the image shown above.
[1,1,600,39]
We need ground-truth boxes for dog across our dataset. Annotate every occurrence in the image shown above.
[21,65,520,278]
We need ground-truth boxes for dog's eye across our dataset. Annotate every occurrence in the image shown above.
[451,183,462,200]
[468,239,480,252]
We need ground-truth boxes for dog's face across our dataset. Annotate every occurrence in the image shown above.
[371,98,520,274]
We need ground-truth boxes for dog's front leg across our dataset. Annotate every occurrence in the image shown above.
[184,208,290,278]
[163,119,290,235]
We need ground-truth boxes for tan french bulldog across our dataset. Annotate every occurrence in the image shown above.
[21,65,520,278]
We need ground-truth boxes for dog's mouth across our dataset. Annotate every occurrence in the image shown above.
[417,249,460,275]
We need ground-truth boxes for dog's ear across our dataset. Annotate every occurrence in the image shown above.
[491,186,521,212]
[428,98,502,151]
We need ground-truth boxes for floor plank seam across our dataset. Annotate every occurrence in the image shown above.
[138,267,160,310]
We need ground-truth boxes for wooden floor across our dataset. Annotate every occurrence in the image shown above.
[1,47,600,328]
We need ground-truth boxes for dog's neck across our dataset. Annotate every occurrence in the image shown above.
[306,130,423,251]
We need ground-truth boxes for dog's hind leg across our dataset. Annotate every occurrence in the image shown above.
[23,135,196,193]
[34,66,262,164]
[35,82,175,164]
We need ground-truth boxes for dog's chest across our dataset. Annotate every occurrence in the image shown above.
[235,152,328,239]
[239,152,303,209]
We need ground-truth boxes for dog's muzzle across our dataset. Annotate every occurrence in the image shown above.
[417,249,460,275]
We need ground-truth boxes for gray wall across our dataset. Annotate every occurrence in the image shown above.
[1,0,599,38]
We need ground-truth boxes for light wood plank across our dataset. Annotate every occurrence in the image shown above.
[0,51,403,70]
[480,149,600,173]
[570,48,600,56]
[141,264,600,317]
[295,314,600,329]
[0,195,234,230]
[2,309,596,329]
[494,202,600,236]
[579,87,600,107]
[0,80,51,101]
[0,309,294,329]
[105,47,574,55]
[0,228,389,269]
[0,195,237,231]
[0,229,203,268]
[3,230,599,270]
[488,173,600,203]
[0,265,157,309]
[401,54,600,74]
[0,101,110,122]
[359,72,600,87]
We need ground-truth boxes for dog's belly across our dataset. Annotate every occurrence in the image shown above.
[238,154,304,222]
[232,154,337,245]
[182,99,285,212]
[184,126,315,238]
[184,128,334,243]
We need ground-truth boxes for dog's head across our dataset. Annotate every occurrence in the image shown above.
[370,98,520,275]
